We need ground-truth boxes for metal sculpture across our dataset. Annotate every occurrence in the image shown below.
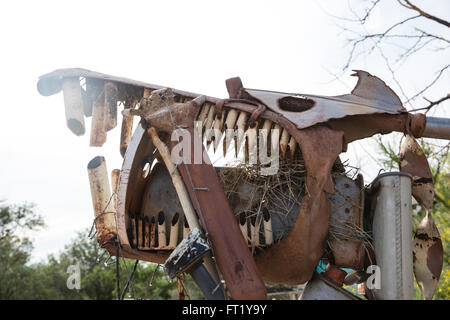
[37,68,448,300]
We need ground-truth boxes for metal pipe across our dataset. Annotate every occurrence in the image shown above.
[370,172,414,300]
[423,117,450,140]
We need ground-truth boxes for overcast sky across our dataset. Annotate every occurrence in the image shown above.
[0,0,448,262]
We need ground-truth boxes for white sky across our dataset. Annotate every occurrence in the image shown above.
[0,0,448,262]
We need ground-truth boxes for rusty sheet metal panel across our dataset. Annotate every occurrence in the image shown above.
[328,175,366,270]
[399,135,443,300]
[399,135,434,209]
[244,70,405,130]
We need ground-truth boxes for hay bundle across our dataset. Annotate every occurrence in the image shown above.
[218,158,372,257]
[218,160,307,252]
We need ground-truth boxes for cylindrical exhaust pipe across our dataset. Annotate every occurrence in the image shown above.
[62,77,85,136]
[370,172,414,300]
[87,156,117,247]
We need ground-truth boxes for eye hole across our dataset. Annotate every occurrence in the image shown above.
[278,96,315,112]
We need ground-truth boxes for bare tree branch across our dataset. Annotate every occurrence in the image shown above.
[397,0,450,28]
[411,94,450,112]
[406,64,450,103]
[360,0,381,24]
[332,0,449,112]
[342,15,421,70]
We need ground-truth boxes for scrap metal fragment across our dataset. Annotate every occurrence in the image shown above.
[62,77,86,136]
[399,134,443,300]
[87,156,117,247]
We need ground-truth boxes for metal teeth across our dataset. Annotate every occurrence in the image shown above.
[204,106,216,145]
[258,119,273,159]
[195,106,303,163]
[169,212,180,249]
[271,124,281,160]
[212,111,225,152]
[130,215,137,248]
[288,136,297,159]
[250,216,260,252]
[235,111,249,157]
[246,124,258,165]
[239,214,249,244]
[223,109,239,156]
[157,211,167,248]
[150,216,156,248]
[263,211,273,246]
[197,103,211,131]
[280,128,290,159]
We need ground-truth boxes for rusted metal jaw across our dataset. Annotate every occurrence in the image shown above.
[399,135,443,300]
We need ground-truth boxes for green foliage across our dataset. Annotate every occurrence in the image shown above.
[0,201,44,241]
[375,136,449,300]
[0,202,44,299]
[0,204,202,300]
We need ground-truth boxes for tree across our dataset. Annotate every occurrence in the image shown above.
[0,200,201,300]
[0,201,45,299]
[22,228,202,300]
[331,0,449,113]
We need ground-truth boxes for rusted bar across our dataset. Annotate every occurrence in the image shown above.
[111,169,120,211]
[120,99,137,157]
[90,100,107,147]
[87,156,117,247]
[104,81,118,131]
[176,127,267,300]
[62,77,85,136]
